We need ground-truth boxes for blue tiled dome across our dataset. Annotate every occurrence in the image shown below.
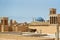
[35,17,44,22]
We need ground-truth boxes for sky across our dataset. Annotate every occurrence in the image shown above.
[0,0,60,23]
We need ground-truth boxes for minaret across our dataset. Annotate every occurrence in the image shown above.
[32,17,35,22]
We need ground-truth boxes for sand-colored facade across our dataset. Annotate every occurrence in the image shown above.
[28,8,60,34]
[0,8,60,35]
[0,17,29,32]
[29,22,58,34]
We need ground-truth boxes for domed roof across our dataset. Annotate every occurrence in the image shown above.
[35,17,44,22]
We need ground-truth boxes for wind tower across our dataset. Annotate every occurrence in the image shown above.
[1,17,8,32]
[49,8,57,24]
[49,8,59,40]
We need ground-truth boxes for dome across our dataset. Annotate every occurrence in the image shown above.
[35,17,44,22]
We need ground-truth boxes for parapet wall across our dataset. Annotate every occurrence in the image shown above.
[0,34,55,40]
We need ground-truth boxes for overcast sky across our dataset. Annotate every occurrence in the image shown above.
[0,0,60,22]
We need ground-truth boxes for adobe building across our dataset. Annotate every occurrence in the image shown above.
[0,17,29,32]
[12,23,29,32]
[28,8,60,34]
[9,19,29,32]
[0,8,60,35]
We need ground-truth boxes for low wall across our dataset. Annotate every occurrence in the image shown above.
[0,34,55,40]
